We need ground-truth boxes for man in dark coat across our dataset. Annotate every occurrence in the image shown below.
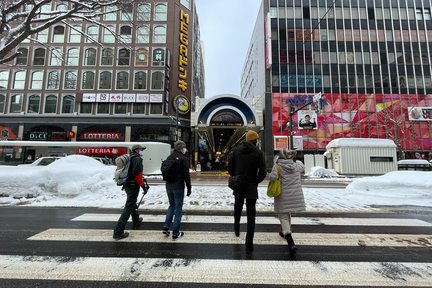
[162,140,192,240]
[113,144,147,240]
[228,130,266,253]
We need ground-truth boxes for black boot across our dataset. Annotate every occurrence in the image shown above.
[285,233,298,259]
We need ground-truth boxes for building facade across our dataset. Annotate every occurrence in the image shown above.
[0,0,204,160]
[242,0,432,164]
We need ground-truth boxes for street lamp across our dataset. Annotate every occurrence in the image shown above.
[175,99,179,141]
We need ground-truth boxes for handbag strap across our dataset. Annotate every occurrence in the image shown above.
[276,163,280,179]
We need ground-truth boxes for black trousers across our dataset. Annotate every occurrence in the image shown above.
[114,184,140,234]
[234,196,257,250]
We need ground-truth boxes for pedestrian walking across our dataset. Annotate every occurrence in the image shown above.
[268,148,305,259]
[162,140,192,240]
[228,130,266,254]
[113,144,147,240]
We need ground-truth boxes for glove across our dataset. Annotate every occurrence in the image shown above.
[141,185,148,195]
[187,188,191,197]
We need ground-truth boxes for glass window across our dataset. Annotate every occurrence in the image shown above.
[82,71,95,89]
[66,48,79,66]
[154,3,168,21]
[120,25,132,43]
[101,48,113,66]
[180,0,190,9]
[138,3,151,21]
[44,95,57,113]
[153,25,166,43]
[416,8,423,20]
[47,70,60,89]
[425,8,432,20]
[328,29,336,40]
[64,71,77,89]
[99,71,112,89]
[151,71,164,90]
[36,29,48,43]
[86,25,99,43]
[133,103,145,114]
[69,26,81,43]
[30,71,44,89]
[27,95,40,113]
[114,103,127,114]
[0,94,5,113]
[97,103,109,114]
[375,8,383,19]
[134,71,147,89]
[363,52,371,64]
[33,48,46,65]
[135,48,149,66]
[386,30,393,41]
[16,48,28,65]
[50,48,63,66]
[80,102,92,114]
[62,95,75,113]
[152,48,165,66]
[121,4,133,21]
[150,103,162,114]
[118,48,130,65]
[103,26,115,43]
[391,8,399,20]
[84,48,96,65]
[104,6,117,21]
[0,71,9,89]
[13,71,26,89]
[352,7,359,19]
[400,7,408,19]
[116,71,129,89]
[10,94,23,113]
[52,25,65,42]
[137,25,150,43]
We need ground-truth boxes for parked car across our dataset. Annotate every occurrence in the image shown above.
[397,159,432,171]
[18,156,62,166]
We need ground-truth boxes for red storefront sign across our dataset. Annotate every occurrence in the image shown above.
[79,132,124,141]
[76,147,128,156]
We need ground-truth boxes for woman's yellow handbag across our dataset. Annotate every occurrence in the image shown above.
[267,164,281,197]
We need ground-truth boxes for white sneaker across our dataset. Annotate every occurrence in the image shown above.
[172,231,184,241]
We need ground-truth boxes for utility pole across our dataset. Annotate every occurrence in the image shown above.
[175,100,179,141]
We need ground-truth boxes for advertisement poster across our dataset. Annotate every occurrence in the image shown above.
[274,136,288,150]
[297,110,317,130]
[408,107,432,121]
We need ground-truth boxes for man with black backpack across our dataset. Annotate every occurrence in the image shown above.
[113,144,147,240]
[161,140,192,240]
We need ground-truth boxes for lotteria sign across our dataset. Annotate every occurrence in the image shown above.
[76,147,128,156]
[79,132,124,141]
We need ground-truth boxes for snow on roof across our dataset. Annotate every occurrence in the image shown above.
[326,138,397,149]
[398,159,432,165]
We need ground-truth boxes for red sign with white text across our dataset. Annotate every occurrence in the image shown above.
[79,132,124,141]
[76,147,127,156]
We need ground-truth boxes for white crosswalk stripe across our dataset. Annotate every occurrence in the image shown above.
[2,211,432,287]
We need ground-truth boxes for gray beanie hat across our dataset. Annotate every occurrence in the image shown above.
[174,140,186,151]
[279,148,296,159]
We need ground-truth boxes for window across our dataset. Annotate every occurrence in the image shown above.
[62,95,75,114]
[82,71,95,89]
[0,71,9,89]
[121,4,133,21]
[104,6,117,21]
[27,95,40,113]
[134,71,147,89]
[86,25,99,43]
[80,103,92,114]
[47,70,60,89]
[138,3,151,21]
[99,71,112,89]
[0,94,5,113]
[133,103,145,114]
[64,71,77,89]
[33,48,46,65]
[97,103,109,114]
[151,71,164,90]
[84,48,96,65]
[50,48,63,66]
[114,103,127,114]
[180,0,190,9]
[101,48,114,65]
[137,25,150,43]
[13,71,26,89]
[69,26,81,43]
[9,94,23,113]
[52,25,65,42]
[36,29,48,42]
[30,71,44,89]
[152,48,165,66]
[120,25,132,43]
[135,48,149,66]
[16,48,28,65]
[103,26,115,43]
[118,48,130,65]
[44,95,57,113]
[424,8,432,20]
[150,103,162,114]
[370,156,394,162]
[66,48,79,66]
[154,3,168,21]
[153,25,166,43]
[116,71,129,89]
[57,4,67,11]
[416,8,423,20]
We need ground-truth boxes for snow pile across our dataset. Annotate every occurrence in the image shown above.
[306,166,341,178]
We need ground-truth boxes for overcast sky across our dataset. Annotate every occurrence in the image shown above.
[195,0,262,98]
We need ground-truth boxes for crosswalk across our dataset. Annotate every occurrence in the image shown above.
[1,210,432,287]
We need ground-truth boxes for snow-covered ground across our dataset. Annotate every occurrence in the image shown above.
[0,155,431,211]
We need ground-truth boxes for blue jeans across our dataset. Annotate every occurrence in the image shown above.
[163,187,185,236]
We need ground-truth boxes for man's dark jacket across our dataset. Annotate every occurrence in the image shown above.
[165,150,191,191]
[228,141,266,199]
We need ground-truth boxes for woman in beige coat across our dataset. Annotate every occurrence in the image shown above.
[268,148,305,258]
